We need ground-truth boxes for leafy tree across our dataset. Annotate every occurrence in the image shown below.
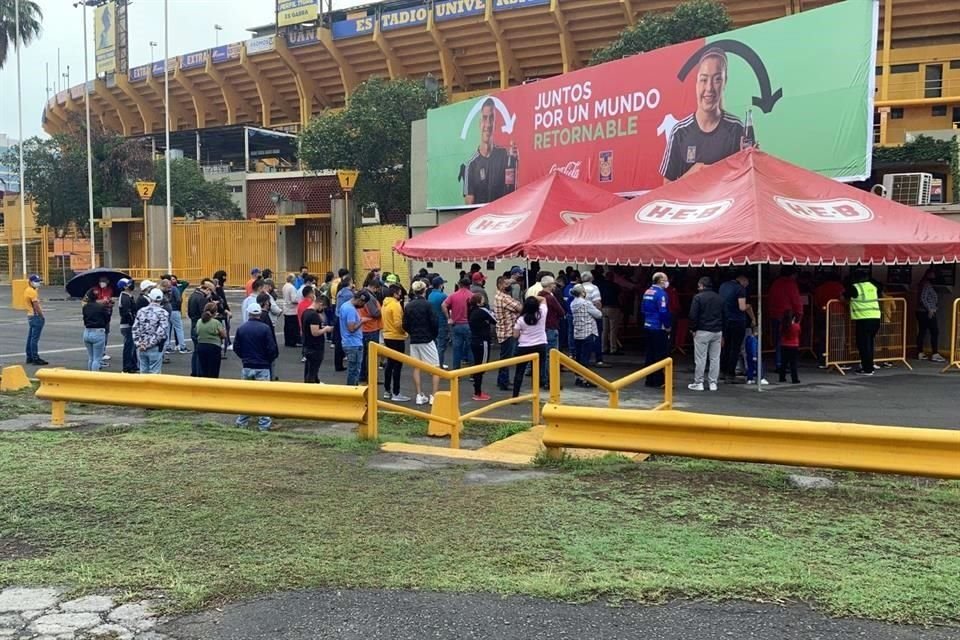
[1,113,153,232]
[0,0,43,70]
[299,77,446,216]
[589,0,732,66]
[151,158,242,219]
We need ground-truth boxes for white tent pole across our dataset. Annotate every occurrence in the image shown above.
[757,263,763,392]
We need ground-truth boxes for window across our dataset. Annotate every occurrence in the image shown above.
[890,108,904,119]
[931,105,947,117]
[890,63,919,74]
[873,113,880,144]
[950,60,960,70]
[924,64,943,98]
[875,66,883,75]
[953,107,960,126]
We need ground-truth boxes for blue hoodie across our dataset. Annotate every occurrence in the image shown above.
[233,319,279,369]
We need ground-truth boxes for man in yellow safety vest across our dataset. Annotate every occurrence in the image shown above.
[845,270,882,376]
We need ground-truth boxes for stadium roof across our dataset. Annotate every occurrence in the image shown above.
[42,0,959,138]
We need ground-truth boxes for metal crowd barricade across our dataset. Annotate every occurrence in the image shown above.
[943,297,960,373]
[824,297,912,375]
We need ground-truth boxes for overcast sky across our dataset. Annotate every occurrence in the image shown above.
[0,0,371,140]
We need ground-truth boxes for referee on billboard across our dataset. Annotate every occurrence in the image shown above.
[660,48,746,183]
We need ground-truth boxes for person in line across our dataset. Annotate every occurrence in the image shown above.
[508,266,525,302]
[117,278,138,373]
[380,284,410,402]
[233,303,278,431]
[845,271,883,376]
[493,276,522,391]
[443,276,475,369]
[157,279,176,364]
[469,272,489,307]
[719,273,750,384]
[333,275,356,372]
[779,310,802,384]
[427,276,449,369]
[403,279,440,406]
[916,268,945,362]
[162,274,189,355]
[187,279,213,375]
[211,270,232,353]
[245,267,261,296]
[302,294,333,384]
[641,272,672,388]
[768,266,803,375]
[196,301,226,379]
[132,288,169,375]
[539,276,566,387]
[253,291,280,380]
[687,276,724,392]
[511,296,548,398]
[357,281,383,384]
[89,275,115,364]
[293,265,309,290]
[597,271,623,356]
[23,274,48,366]
[559,272,577,355]
[340,290,368,386]
[81,292,111,371]
[579,272,608,368]
[570,284,601,387]
[468,293,497,401]
[282,273,302,348]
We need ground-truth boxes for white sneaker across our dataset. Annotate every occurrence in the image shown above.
[102,354,112,361]
[759,378,769,385]
[227,344,234,351]
[391,393,411,403]
[429,394,435,405]
[687,382,704,391]
[416,394,428,406]
[383,391,392,400]
[709,382,718,391]
[931,353,947,363]
[918,352,929,360]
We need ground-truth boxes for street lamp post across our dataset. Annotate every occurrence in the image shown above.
[149,41,157,62]
[164,0,172,273]
[80,1,96,268]
[15,0,26,276]
[214,24,223,46]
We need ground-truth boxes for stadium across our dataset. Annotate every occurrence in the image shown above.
[24,0,960,280]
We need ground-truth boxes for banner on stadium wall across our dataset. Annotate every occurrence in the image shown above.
[246,35,275,55]
[129,64,149,82]
[425,0,878,209]
[285,26,319,48]
[332,0,550,39]
[211,43,241,64]
[278,0,318,27]
[94,2,117,75]
[180,50,207,70]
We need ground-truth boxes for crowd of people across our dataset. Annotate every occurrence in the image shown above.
[17,261,952,427]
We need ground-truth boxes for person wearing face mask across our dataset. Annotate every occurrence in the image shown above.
[641,272,672,388]
[23,274,48,366]
[90,276,115,364]
[916,268,945,363]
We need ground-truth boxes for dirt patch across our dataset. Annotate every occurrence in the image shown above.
[0,537,46,560]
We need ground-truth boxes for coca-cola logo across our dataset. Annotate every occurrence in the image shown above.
[550,161,582,179]
[635,199,734,225]
[559,211,593,226]
[466,212,530,236]
[773,196,874,223]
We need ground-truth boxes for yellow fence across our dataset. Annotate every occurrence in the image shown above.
[944,298,960,373]
[365,343,540,449]
[354,225,409,284]
[824,297,911,374]
[548,350,673,411]
[173,220,278,284]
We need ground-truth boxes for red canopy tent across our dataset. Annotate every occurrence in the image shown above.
[394,172,625,261]
[525,148,960,267]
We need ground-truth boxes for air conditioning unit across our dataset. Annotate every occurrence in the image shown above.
[360,203,380,226]
[881,172,932,206]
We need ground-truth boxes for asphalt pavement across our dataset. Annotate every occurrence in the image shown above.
[160,589,958,640]
[1,285,957,429]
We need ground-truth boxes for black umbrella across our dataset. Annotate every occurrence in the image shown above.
[65,267,132,299]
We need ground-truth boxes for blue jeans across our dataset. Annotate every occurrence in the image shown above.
[121,327,137,372]
[497,336,517,387]
[435,322,449,368]
[168,310,185,350]
[344,345,362,386]
[83,328,106,371]
[235,367,272,430]
[543,328,559,381]
[770,318,782,370]
[26,315,44,361]
[138,345,163,374]
[451,323,473,369]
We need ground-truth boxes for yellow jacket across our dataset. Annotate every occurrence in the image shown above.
[382,297,407,340]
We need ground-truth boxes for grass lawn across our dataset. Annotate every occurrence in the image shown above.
[0,406,958,625]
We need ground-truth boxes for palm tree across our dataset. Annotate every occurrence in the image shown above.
[0,0,43,70]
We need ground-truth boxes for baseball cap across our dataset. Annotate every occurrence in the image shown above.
[385,273,399,284]
[510,266,524,276]
[28,273,42,283]
[140,279,156,291]
[250,267,261,275]
[117,278,132,289]
[411,280,427,294]
[245,302,263,318]
[431,276,445,287]
[147,288,163,302]
[471,272,486,284]
[540,275,556,287]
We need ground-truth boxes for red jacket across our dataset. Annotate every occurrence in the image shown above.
[781,320,802,348]
[769,276,803,318]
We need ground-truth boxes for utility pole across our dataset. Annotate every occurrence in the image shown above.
[16,0,27,275]
[81,1,96,268]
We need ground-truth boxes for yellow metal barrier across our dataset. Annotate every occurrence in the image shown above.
[541,405,960,479]
[548,349,673,411]
[366,343,540,448]
[943,298,960,373]
[824,297,911,375]
[35,368,368,428]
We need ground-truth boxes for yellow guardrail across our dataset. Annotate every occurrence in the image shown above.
[541,405,960,479]
[366,343,540,449]
[943,297,960,373]
[824,297,912,374]
[548,349,673,410]
[35,368,368,428]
